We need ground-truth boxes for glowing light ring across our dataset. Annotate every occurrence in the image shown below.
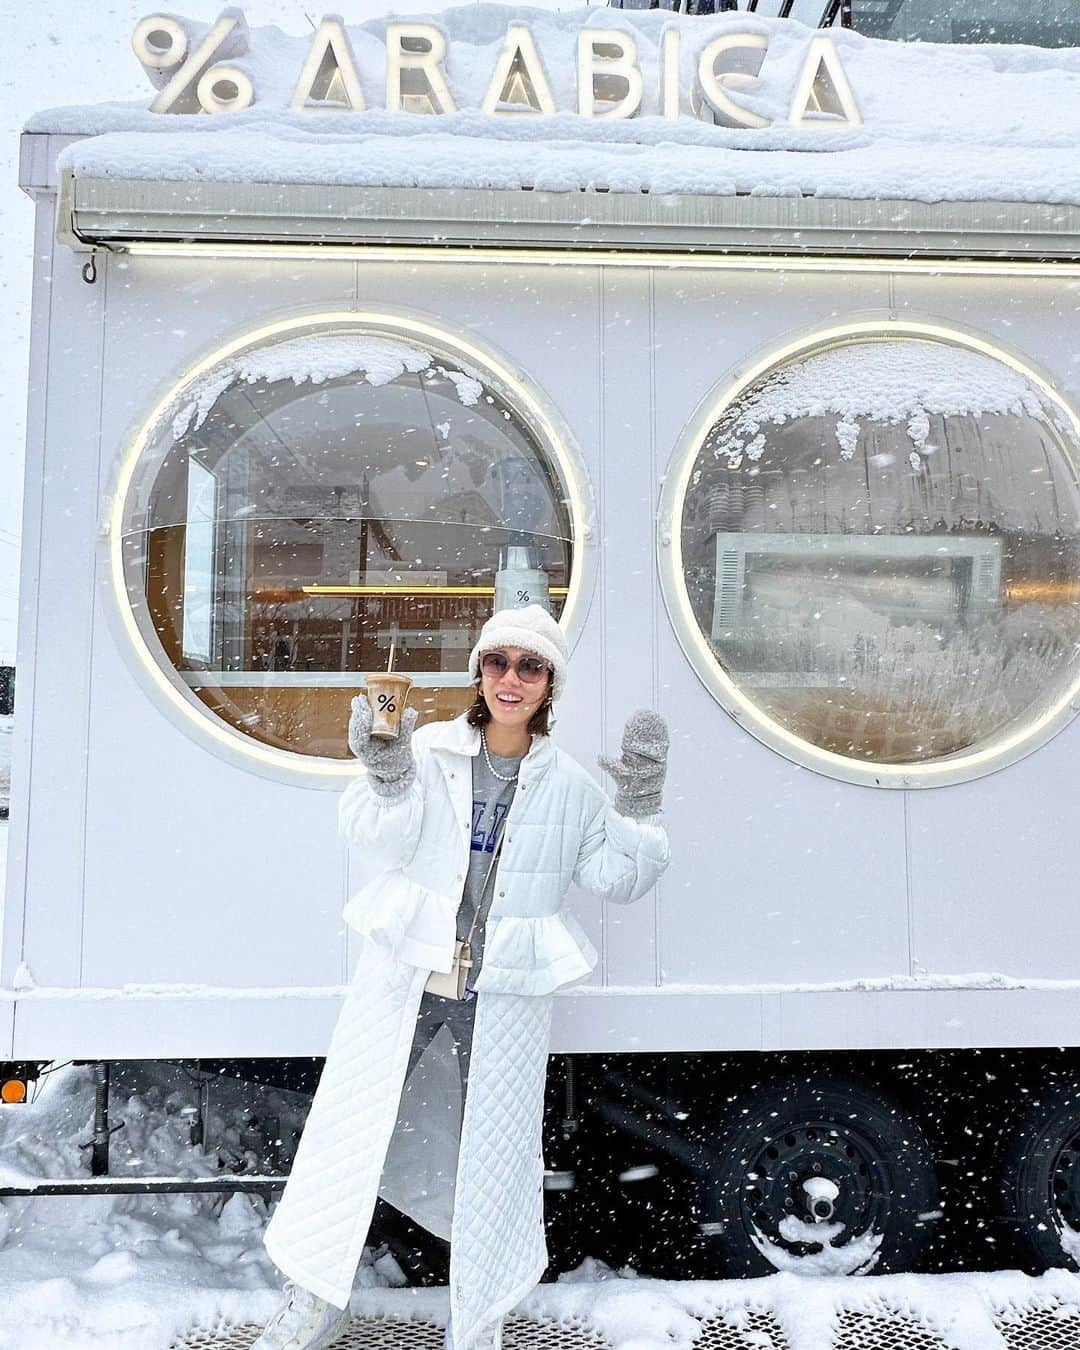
[106,309,595,784]
[656,318,1080,789]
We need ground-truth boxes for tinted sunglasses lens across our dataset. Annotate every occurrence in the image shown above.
[517,657,547,684]
[480,652,550,684]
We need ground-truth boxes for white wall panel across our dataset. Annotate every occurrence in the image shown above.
[14,223,107,992]
[893,271,1080,981]
[12,226,1080,1054]
[2,195,56,1012]
[651,268,911,988]
[84,255,357,990]
[594,268,664,988]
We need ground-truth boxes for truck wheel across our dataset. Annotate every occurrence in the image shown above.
[995,1072,1080,1272]
[689,1072,939,1277]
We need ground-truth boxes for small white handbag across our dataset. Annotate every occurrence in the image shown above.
[424,819,506,1000]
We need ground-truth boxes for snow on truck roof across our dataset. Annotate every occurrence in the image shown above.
[22,4,1080,207]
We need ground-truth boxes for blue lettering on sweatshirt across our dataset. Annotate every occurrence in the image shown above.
[471,799,511,853]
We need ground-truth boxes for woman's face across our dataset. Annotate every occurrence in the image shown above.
[479,645,552,733]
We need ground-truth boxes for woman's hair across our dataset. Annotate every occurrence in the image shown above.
[465,668,554,737]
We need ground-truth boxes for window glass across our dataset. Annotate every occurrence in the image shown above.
[850,0,1080,46]
[121,329,573,759]
[679,337,1080,772]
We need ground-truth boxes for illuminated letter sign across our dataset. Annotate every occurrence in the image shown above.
[696,33,770,129]
[386,22,457,115]
[483,24,556,116]
[131,11,863,134]
[577,29,643,120]
[789,35,862,128]
[291,17,366,112]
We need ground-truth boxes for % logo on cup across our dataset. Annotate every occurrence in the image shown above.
[376,692,398,714]
[132,11,254,115]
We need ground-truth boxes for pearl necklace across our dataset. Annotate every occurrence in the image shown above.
[481,728,522,782]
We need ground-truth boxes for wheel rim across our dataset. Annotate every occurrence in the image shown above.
[740,1118,892,1261]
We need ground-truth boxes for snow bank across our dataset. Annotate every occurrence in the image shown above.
[0,1063,410,1350]
[24,6,1080,206]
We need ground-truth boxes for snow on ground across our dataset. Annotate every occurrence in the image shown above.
[27,6,1080,206]
[3,1062,1080,1349]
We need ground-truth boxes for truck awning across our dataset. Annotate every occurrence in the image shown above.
[54,169,1080,262]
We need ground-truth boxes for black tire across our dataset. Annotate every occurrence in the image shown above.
[688,1071,939,1277]
[995,1071,1080,1273]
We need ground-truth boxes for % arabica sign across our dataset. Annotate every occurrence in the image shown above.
[131,9,861,129]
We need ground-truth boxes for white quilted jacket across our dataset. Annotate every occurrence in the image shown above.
[339,710,671,993]
[264,712,670,1350]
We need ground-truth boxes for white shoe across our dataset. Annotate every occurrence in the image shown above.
[250,1279,352,1350]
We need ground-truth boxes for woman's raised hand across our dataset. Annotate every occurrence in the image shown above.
[348,697,419,798]
[597,710,669,819]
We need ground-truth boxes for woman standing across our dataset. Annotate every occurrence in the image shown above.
[254,605,671,1350]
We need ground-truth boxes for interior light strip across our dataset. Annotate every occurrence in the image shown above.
[301,584,572,596]
[118,240,1080,278]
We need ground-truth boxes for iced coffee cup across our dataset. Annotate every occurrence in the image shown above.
[365,673,414,739]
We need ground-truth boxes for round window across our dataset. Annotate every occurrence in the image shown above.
[661,328,1080,786]
[111,317,583,774]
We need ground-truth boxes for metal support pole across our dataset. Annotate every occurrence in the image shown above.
[91,1062,110,1177]
[560,1055,579,1141]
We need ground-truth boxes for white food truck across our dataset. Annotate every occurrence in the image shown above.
[6,0,1080,1290]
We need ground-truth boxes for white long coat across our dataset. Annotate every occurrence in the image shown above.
[263,712,670,1349]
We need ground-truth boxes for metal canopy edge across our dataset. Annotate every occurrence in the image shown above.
[56,170,1080,261]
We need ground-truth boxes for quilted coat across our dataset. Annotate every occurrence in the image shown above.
[263,711,670,1349]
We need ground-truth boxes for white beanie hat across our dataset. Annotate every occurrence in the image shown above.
[468,604,569,702]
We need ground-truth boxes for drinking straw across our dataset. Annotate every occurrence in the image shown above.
[388,643,395,673]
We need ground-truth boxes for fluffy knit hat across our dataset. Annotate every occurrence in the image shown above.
[468,603,569,702]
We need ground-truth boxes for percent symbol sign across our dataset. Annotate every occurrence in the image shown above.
[132,11,254,115]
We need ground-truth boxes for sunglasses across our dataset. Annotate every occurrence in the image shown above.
[480,651,552,685]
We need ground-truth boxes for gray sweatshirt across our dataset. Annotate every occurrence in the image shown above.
[458,742,523,991]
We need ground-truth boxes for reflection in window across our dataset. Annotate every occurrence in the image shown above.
[123,330,573,759]
[680,338,1080,768]
[181,456,216,666]
[850,0,1080,46]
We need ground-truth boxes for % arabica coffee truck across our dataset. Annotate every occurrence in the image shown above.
[6,0,1080,1288]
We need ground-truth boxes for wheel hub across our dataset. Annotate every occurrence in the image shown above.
[743,1123,883,1254]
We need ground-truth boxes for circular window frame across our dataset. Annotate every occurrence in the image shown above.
[100,307,598,788]
[656,318,1080,790]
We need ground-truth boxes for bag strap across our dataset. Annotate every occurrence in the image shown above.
[463,813,507,948]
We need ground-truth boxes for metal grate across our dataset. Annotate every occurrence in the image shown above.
[172,1314,612,1350]
[835,1310,947,1350]
[696,1310,790,1349]
[996,1304,1080,1350]
[173,1299,1080,1349]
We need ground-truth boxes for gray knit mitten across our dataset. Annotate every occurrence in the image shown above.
[597,710,669,819]
[348,697,419,799]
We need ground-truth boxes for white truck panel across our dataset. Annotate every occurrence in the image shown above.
[8,133,1080,1059]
